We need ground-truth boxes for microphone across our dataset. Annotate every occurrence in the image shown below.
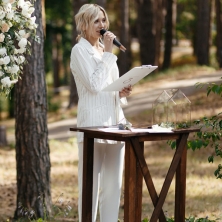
[100,29,126,52]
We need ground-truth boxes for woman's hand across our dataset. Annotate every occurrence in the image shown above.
[103,31,116,53]
[119,85,132,98]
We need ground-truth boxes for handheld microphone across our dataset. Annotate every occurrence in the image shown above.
[100,29,126,52]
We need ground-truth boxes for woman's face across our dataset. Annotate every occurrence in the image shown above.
[85,10,106,40]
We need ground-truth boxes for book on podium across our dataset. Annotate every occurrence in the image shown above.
[102,65,158,91]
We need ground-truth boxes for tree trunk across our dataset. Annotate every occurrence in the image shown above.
[136,0,164,66]
[154,0,165,66]
[52,33,64,94]
[196,0,211,65]
[95,0,106,8]
[14,0,51,219]
[119,0,131,76]
[162,0,177,69]
[215,0,222,68]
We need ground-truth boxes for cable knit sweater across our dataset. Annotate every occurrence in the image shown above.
[70,37,127,143]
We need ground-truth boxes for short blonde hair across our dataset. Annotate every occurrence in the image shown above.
[75,4,109,42]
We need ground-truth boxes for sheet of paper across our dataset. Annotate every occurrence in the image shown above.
[98,127,173,133]
[102,65,158,91]
[98,127,129,132]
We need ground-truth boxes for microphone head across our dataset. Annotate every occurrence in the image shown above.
[100,29,106,35]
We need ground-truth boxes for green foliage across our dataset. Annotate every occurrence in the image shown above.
[187,79,222,179]
[44,0,73,80]
[195,81,222,97]
[47,93,61,113]
[189,113,222,179]
[167,77,222,179]
[176,0,197,41]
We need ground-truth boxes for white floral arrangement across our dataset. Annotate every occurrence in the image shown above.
[0,0,39,97]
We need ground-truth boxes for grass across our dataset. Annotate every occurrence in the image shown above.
[1,135,221,221]
[0,41,222,221]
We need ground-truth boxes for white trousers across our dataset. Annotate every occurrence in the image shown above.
[78,142,125,222]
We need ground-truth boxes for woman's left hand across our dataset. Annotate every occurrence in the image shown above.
[119,85,132,98]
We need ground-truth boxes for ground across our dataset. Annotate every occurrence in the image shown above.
[1,40,222,221]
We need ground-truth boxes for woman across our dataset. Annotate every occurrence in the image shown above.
[70,4,132,222]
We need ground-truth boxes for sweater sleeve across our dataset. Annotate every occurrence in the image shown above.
[70,45,117,93]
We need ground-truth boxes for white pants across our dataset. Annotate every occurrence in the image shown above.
[78,142,125,222]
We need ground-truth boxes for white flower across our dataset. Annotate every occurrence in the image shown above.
[30,16,36,25]
[17,0,25,8]
[18,55,25,64]
[19,30,30,38]
[0,7,6,19]
[4,3,12,12]
[6,11,14,20]
[17,47,26,53]
[3,56,10,65]
[19,30,26,36]
[0,0,38,96]
[14,14,20,23]
[0,33,5,42]
[1,76,11,87]
[0,70,4,77]
[14,48,18,54]
[27,6,34,15]
[29,16,37,29]
[18,38,27,48]
[0,59,4,65]
[0,56,10,65]
[21,4,33,18]
[0,47,7,56]
[8,64,19,74]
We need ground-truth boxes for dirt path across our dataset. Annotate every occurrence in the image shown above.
[47,69,222,141]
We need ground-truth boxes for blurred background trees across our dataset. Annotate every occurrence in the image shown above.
[43,0,222,108]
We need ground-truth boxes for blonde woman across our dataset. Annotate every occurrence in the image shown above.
[70,4,132,222]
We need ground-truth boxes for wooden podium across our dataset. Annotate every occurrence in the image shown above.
[70,126,199,222]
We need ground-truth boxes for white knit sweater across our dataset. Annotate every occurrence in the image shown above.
[70,38,127,143]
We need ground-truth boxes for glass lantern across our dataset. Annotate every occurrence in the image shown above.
[152,89,191,129]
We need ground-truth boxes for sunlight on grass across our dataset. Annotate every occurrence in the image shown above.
[1,134,222,221]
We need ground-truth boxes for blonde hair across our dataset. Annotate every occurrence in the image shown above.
[75,4,109,42]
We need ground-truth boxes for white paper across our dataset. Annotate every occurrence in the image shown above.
[98,127,173,133]
[102,65,158,91]
[98,127,129,132]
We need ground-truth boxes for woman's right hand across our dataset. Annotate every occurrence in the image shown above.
[103,31,116,53]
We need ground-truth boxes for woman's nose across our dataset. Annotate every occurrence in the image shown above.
[99,21,105,28]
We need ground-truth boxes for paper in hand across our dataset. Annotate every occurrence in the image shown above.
[102,65,158,91]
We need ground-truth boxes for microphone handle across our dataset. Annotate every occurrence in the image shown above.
[113,39,126,52]
[113,39,121,48]
[100,29,126,52]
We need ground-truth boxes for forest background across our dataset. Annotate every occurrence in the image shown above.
[0,0,222,221]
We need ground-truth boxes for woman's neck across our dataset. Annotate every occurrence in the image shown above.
[86,37,103,55]
[86,36,100,47]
